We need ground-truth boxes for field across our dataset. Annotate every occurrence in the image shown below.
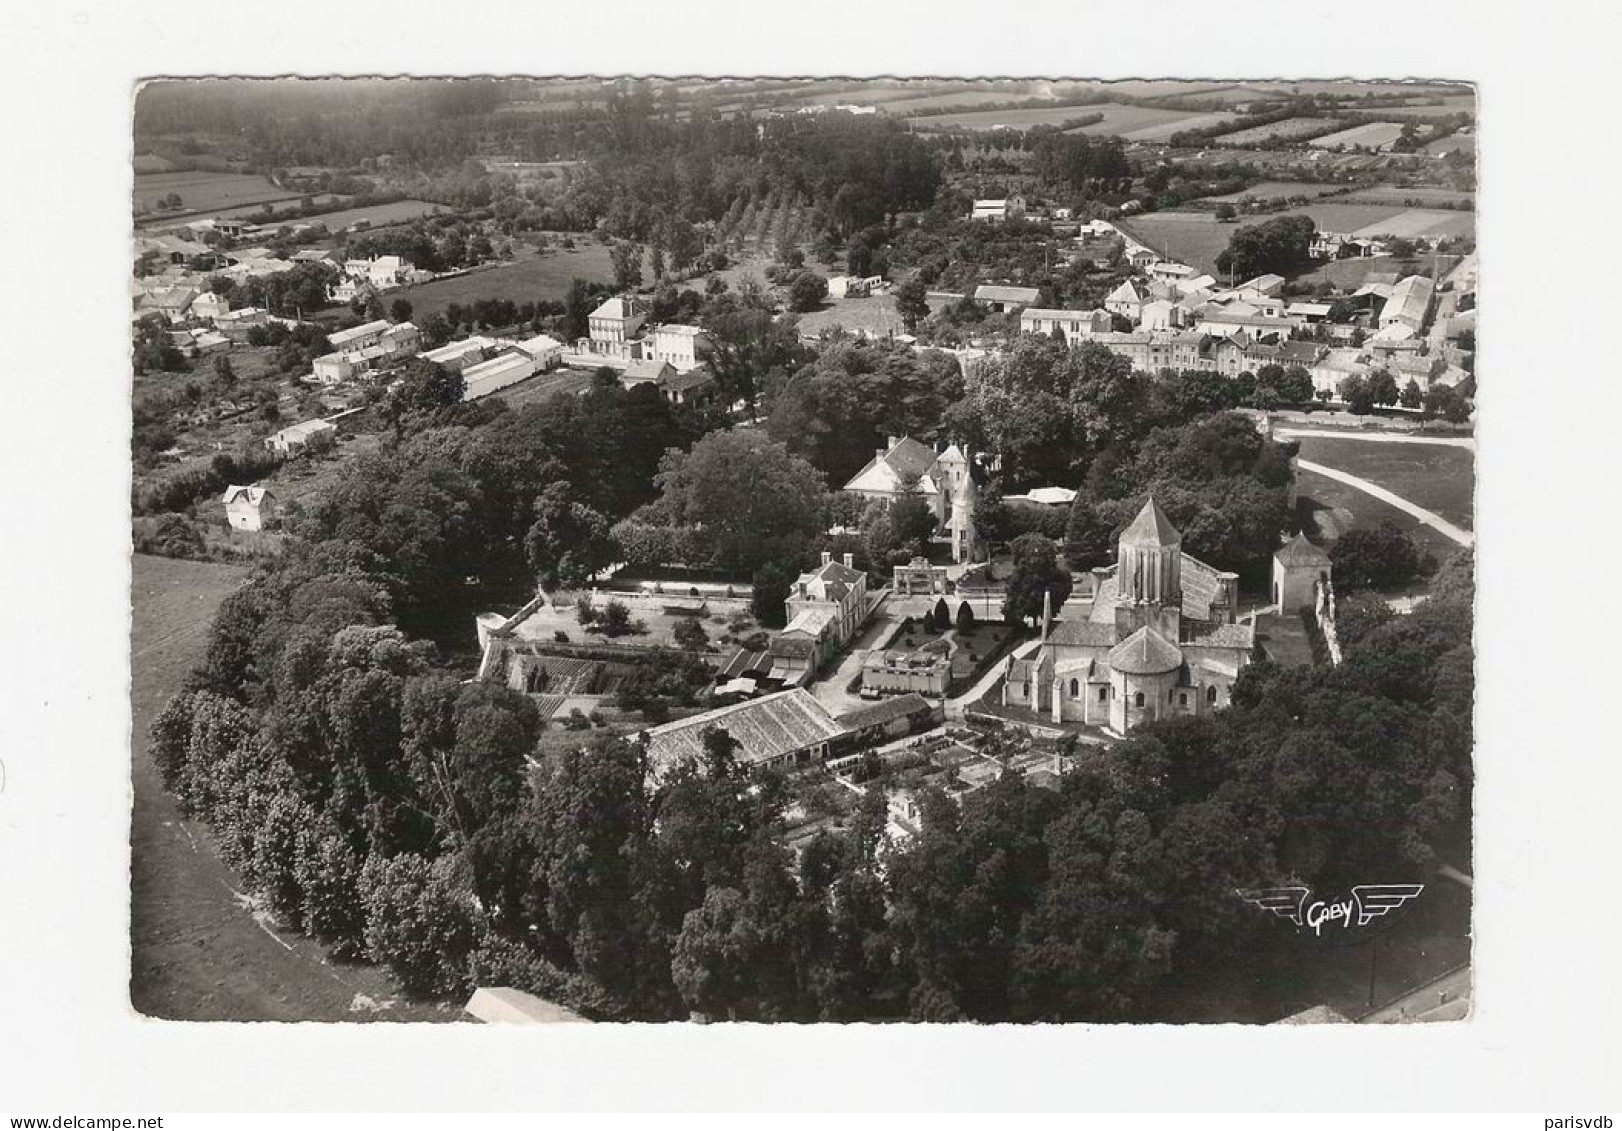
[371,243,616,321]
[1060,105,1235,140]
[880,88,1050,115]
[130,554,455,1021]
[202,192,348,221]
[1425,134,1475,156]
[1360,96,1477,120]
[795,293,907,339]
[1309,122,1407,151]
[1292,436,1475,532]
[1120,203,1474,276]
[1339,185,1475,207]
[134,171,297,221]
[282,198,449,233]
[1202,180,1351,203]
[1215,117,1343,146]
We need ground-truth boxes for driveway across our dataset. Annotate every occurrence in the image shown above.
[807,612,903,717]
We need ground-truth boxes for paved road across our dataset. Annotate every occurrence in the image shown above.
[808,612,902,718]
[1278,428,1475,451]
[1296,458,1474,548]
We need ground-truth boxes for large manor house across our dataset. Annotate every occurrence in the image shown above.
[1004,497,1258,732]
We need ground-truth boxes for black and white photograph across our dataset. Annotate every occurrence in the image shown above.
[2,0,1620,1118]
[127,74,1478,1026]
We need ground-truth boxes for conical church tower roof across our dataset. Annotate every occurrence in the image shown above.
[1119,496,1181,548]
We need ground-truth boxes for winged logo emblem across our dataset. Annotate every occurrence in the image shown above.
[1237,884,1424,936]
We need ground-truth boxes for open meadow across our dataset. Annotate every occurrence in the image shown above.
[362,243,617,321]
[1214,117,1343,146]
[1292,435,1475,532]
[134,170,297,222]
[1309,122,1408,151]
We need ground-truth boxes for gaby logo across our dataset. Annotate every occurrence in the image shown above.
[1237,885,1425,937]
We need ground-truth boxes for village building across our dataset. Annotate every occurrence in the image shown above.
[1002,497,1254,732]
[658,366,717,406]
[1104,279,1146,321]
[462,350,538,401]
[264,418,336,455]
[843,436,979,563]
[969,196,1025,222]
[421,337,498,373]
[860,647,951,698]
[643,324,710,372]
[1380,275,1435,333]
[768,553,871,683]
[577,295,648,364]
[973,284,1041,314]
[835,694,941,744]
[620,357,676,391]
[638,688,849,778]
[221,485,273,531]
[1272,533,1333,613]
[1019,307,1112,344]
[827,275,884,299]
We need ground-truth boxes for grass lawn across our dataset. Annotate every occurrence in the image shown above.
[795,293,907,339]
[130,554,457,1021]
[377,244,616,322]
[1293,435,1475,531]
[1296,470,1466,568]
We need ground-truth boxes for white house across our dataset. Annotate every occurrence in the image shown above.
[222,485,273,532]
[643,324,709,372]
[421,337,497,373]
[326,319,390,353]
[264,418,337,455]
[513,333,564,371]
[1020,307,1112,344]
[969,196,1025,222]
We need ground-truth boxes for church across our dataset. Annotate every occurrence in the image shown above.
[1003,497,1256,732]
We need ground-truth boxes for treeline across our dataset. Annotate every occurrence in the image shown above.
[154,542,1472,1020]
[133,447,283,517]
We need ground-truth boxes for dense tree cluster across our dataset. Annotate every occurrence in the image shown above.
[1214,214,1317,280]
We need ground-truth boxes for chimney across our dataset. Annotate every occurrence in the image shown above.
[843,552,854,569]
[820,551,832,567]
[886,435,900,450]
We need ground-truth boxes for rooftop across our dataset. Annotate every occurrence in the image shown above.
[639,688,846,771]
[835,694,935,731]
[1119,497,1181,548]
[1108,626,1184,675]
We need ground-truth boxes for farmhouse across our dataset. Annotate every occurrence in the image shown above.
[264,418,336,455]
[222,485,273,531]
[827,275,884,299]
[973,284,1041,313]
[621,358,676,390]
[638,688,849,778]
[513,333,564,370]
[658,366,717,406]
[1002,497,1253,732]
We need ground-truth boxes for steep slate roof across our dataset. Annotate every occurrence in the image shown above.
[1108,626,1184,675]
[1119,497,1181,548]
[1045,620,1121,648]
[1275,533,1332,567]
[640,688,846,770]
[843,436,942,494]
[221,485,269,506]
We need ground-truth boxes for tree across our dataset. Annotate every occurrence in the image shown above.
[1423,384,1471,425]
[378,358,465,432]
[563,278,594,341]
[610,241,644,292]
[895,278,930,333]
[525,481,615,590]
[1339,374,1375,415]
[598,599,635,637]
[672,616,709,652]
[624,431,829,573]
[955,601,977,632]
[788,271,829,313]
[390,298,414,323]
[359,853,479,999]
[1367,369,1400,407]
[1001,534,1073,626]
[1400,379,1424,410]
[1329,520,1422,592]
[751,561,793,628]
[213,355,235,385]
[649,245,666,280]
[929,597,950,632]
[1214,202,1238,222]
[1278,365,1315,405]
[1214,214,1316,280]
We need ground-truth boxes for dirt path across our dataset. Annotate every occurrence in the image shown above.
[1295,459,1474,548]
